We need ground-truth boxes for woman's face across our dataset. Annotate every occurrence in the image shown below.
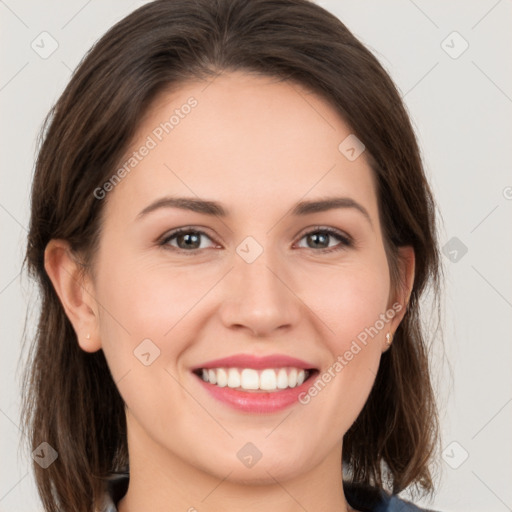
[84,71,412,483]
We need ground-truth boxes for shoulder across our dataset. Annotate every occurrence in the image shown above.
[343,480,441,512]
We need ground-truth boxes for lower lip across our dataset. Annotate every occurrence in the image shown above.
[193,371,318,413]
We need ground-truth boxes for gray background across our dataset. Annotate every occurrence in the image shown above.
[1,1,511,511]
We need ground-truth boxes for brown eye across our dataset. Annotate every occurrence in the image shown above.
[296,227,352,252]
[160,228,216,252]
[174,232,202,250]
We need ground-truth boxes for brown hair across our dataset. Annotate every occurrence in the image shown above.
[21,0,443,510]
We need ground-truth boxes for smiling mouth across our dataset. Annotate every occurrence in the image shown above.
[192,367,318,393]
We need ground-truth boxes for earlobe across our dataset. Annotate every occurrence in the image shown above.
[44,239,102,353]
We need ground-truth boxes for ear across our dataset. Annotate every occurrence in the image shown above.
[44,239,101,352]
[383,245,415,351]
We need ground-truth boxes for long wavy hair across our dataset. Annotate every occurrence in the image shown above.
[21,1,444,510]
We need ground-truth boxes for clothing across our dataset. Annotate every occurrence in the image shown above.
[99,471,440,512]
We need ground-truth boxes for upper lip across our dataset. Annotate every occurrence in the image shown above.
[192,354,318,371]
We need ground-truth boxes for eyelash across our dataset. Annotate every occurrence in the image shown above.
[158,226,353,255]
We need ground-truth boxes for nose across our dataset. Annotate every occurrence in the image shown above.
[218,245,301,338]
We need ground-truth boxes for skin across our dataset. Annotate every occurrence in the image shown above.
[45,71,414,512]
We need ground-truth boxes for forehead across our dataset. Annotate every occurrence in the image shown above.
[104,71,378,222]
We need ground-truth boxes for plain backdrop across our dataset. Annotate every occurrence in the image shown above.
[1,1,511,511]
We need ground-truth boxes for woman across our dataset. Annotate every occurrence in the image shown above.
[22,1,443,511]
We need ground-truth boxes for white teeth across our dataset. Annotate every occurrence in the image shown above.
[197,367,310,391]
[260,369,276,390]
[227,368,240,388]
[288,368,297,388]
[276,368,288,389]
[216,368,228,387]
[241,369,259,389]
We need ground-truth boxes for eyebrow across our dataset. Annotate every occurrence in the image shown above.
[137,196,373,228]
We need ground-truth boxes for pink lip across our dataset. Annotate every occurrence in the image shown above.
[192,353,316,371]
[193,370,319,414]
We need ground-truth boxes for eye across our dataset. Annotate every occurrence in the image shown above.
[159,228,218,253]
[158,226,353,255]
[295,226,353,253]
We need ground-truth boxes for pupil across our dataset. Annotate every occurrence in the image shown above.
[178,232,200,249]
[175,232,330,250]
[309,232,328,248]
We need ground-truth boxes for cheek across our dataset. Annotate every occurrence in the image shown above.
[333,272,389,345]
[94,249,199,337]
[297,257,390,348]
[293,259,390,431]
[93,255,197,431]
[93,249,220,379]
